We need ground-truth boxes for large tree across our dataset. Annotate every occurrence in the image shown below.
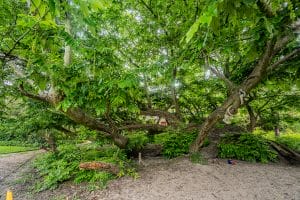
[0,0,299,152]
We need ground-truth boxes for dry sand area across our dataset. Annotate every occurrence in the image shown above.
[39,157,300,200]
[0,153,299,200]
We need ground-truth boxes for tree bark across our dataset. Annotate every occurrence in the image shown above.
[65,107,128,148]
[189,38,288,153]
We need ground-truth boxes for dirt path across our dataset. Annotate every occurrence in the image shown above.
[0,151,41,200]
[36,157,300,200]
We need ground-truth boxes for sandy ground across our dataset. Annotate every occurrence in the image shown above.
[38,157,299,200]
[0,152,299,200]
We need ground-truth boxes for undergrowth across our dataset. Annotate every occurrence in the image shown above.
[154,131,210,158]
[125,130,210,159]
[218,133,277,163]
[34,144,137,191]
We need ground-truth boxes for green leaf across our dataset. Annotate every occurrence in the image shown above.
[79,2,89,17]
[184,2,217,43]
[39,4,46,16]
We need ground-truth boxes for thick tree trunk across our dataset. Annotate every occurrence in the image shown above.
[190,31,299,152]
[190,41,276,153]
[189,93,237,152]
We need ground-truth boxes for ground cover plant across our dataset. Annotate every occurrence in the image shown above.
[34,144,137,191]
[154,131,209,158]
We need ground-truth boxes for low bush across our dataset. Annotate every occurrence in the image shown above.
[34,144,137,191]
[154,131,209,158]
[126,131,149,151]
[218,133,277,163]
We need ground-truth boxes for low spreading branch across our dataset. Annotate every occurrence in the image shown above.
[18,84,48,102]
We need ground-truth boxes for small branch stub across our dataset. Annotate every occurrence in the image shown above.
[223,105,234,124]
[239,89,246,105]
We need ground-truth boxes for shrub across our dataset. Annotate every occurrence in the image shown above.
[154,131,210,158]
[218,134,277,163]
[34,144,137,191]
[126,131,149,151]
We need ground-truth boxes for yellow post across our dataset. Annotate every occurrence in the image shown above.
[6,190,13,200]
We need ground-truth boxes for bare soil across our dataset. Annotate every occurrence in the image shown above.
[0,150,42,200]
[1,152,299,200]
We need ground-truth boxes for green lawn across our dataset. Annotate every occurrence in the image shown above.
[0,146,37,154]
[253,129,300,153]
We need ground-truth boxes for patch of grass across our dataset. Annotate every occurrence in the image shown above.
[0,140,39,147]
[253,128,300,153]
[276,133,300,152]
[0,146,37,154]
[190,152,208,164]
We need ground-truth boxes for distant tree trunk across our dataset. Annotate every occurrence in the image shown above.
[143,74,152,109]
[246,104,257,132]
[64,13,72,66]
[44,130,57,152]
[274,126,280,137]
[172,67,181,119]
